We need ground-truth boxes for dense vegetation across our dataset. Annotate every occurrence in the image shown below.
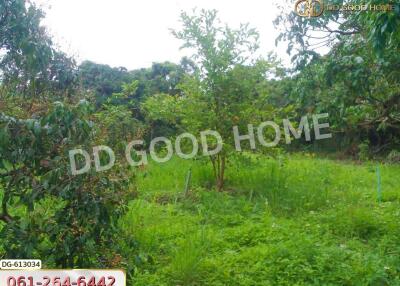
[0,0,399,285]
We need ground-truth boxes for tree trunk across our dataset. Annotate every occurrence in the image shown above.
[210,154,226,191]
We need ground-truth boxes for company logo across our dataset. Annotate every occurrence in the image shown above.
[295,0,324,17]
[295,0,396,17]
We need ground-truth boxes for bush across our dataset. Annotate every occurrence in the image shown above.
[0,100,133,267]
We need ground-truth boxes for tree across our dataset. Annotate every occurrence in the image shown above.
[0,100,133,267]
[274,0,400,156]
[0,0,77,97]
[0,0,137,269]
[144,9,279,190]
[78,61,133,105]
[274,0,400,67]
[94,80,146,156]
[130,60,195,140]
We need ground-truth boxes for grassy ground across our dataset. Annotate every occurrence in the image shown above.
[120,154,400,286]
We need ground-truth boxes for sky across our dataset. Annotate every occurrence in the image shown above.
[33,0,292,70]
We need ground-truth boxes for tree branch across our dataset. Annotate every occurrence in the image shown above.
[323,24,360,36]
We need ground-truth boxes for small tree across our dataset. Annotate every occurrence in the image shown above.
[144,9,277,190]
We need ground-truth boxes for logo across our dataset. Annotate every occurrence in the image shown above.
[295,0,324,17]
[295,1,396,17]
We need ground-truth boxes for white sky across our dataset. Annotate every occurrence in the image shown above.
[34,0,292,70]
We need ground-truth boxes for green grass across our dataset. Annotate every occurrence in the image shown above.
[120,154,400,285]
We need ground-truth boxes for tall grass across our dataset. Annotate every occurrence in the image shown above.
[135,157,214,197]
[124,154,400,285]
[135,154,393,216]
[168,229,210,285]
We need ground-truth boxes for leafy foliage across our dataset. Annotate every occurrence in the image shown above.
[0,100,133,267]
[275,0,400,156]
[0,0,77,97]
[144,10,283,190]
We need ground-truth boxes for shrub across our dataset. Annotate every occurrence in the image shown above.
[0,100,133,267]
